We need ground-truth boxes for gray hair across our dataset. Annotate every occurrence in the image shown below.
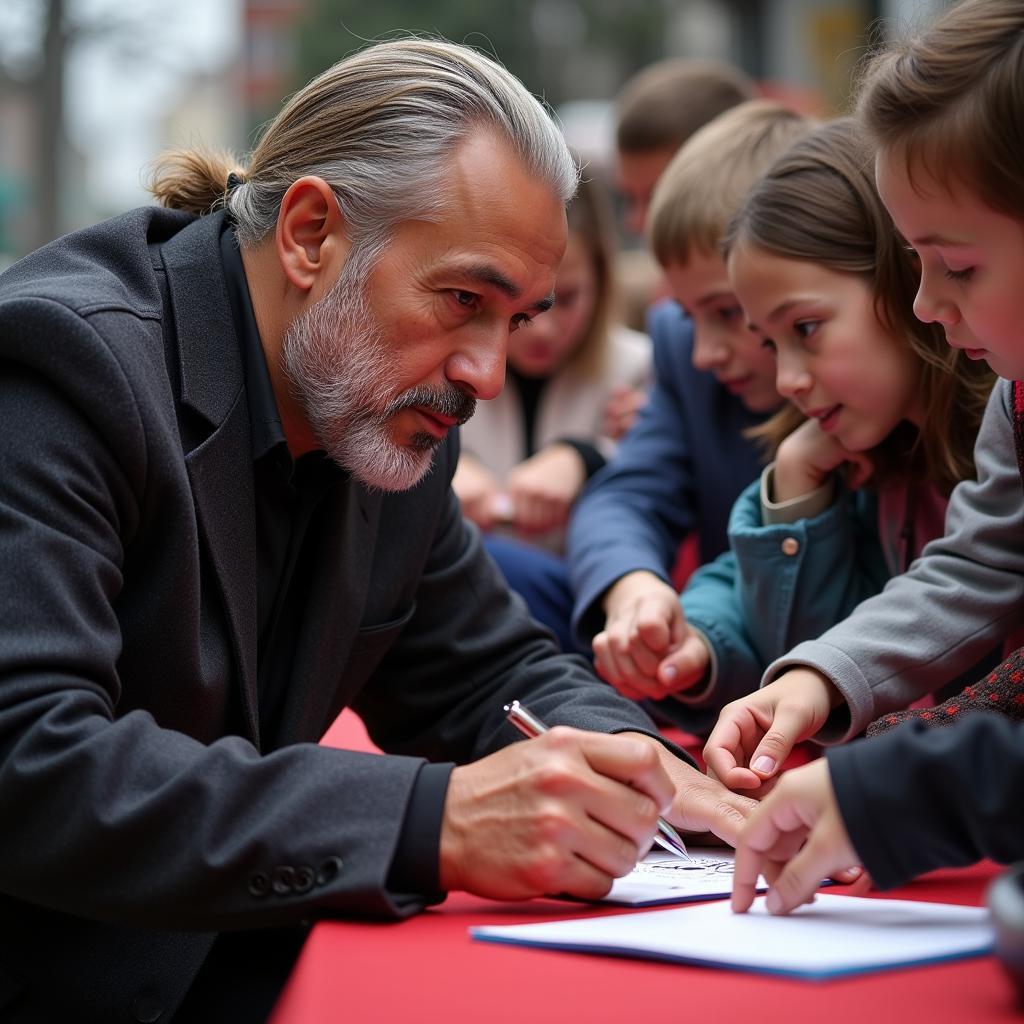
[220,38,578,250]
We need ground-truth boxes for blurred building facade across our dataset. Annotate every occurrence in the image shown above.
[243,0,305,136]
[0,0,952,265]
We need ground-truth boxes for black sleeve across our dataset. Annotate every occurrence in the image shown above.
[828,712,1024,890]
[0,298,691,935]
[351,465,696,770]
[0,300,443,929]
[386,762,452,901]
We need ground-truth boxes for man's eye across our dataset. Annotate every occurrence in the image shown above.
[452,290,478,308]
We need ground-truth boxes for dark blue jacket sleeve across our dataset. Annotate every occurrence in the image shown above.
[567,301,765,645]
[828,712,1024,889]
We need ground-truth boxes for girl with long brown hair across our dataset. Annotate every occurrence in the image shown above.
[647,117,993,732]
[714,0,1024,917]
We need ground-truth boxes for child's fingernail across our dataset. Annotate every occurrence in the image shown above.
[661,665,677,681]
[766,889,783,914]
[752,755,776,774]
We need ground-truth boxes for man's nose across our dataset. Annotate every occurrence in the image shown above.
[446,334,507,401]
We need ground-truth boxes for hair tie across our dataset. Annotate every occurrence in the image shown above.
[226,172,245,194]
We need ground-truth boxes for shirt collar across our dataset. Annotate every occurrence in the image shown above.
[218,222,289,464]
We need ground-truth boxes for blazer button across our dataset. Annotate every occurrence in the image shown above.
[272,866,296,896]
[293,865,316,894]
[248,871,270,898]
[781,537,800,556]
[317,856,344,886]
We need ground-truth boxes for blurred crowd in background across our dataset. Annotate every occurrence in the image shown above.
[0,0,947,274]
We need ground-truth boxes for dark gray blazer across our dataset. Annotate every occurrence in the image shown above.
[0,208,672,1021]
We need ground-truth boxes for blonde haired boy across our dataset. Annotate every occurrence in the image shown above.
[577,100,814,714]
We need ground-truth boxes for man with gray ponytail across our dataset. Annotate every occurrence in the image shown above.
[0,39,753,1020]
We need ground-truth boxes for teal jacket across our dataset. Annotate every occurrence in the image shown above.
[661,477,891,732]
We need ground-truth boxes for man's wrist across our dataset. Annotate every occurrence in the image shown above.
[618,730,696,773]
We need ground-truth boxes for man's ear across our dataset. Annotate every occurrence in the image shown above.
[275,176,351,296]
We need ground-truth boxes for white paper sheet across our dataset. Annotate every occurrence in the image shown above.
[472,894,993,980]
[599,847,767,906]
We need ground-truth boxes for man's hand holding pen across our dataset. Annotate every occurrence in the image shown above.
[505,702,693,860]
[437,715,759,903]
[439,727,671,902]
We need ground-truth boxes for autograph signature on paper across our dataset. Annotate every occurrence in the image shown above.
[600,849,766,906]
[632,853,739,878]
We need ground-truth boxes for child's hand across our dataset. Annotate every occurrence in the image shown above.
[731,758,861,915]
[603,384,648,441]
[452,455,504,531]
[773,418,873,501]
[703,669,839,790]
[593,572,709,700]
[505,444,587,535]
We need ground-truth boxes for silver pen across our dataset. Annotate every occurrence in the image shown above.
[503,700,693,862]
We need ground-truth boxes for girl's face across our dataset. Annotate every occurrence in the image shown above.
[876,149,1024,380]
[728,242,923,451]
[507,232,597,378]
[665,249,781,413]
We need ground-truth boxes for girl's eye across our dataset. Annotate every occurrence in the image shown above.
[510,313,534,332]
[794,320,820,340]
[944,266,974,283]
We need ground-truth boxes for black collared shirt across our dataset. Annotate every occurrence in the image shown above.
[219,224,342,744]
[218,225,447,900]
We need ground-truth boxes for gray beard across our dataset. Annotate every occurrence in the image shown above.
[281,262,476,492]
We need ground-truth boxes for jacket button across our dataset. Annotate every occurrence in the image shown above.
[317,856,344,885]
[293,865,316,893]
[781,537,800,556]
[248,871,270,897]
[132,995,164,1022]
[272,866,296,895]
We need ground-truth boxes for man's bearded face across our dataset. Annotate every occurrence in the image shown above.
[282,257,476,492]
